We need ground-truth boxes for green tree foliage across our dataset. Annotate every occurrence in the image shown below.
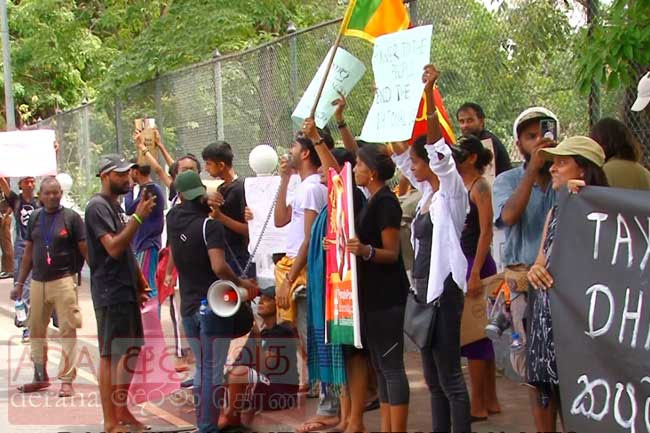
[1,0,342,124]
[576,0,650,92]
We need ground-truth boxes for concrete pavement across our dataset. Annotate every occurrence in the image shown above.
[0,275,539,433]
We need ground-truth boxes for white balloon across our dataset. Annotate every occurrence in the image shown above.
[249,144,278,176]
[55,173,73,192]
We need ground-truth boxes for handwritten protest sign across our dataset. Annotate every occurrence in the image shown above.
[325,163,361,348]
[549,187,650,433]
[0,129,57,177]
[360,25,433,142]
[244,175,301,282]
[291,47,366,129]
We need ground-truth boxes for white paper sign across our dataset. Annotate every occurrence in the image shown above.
[360,25,433,142]
[0,129,57,177]
[245,175,301,281]
[292,47,366,129]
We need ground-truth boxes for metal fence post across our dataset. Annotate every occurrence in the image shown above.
[115,96,123,153]
[154,77,164,142]
[213,49,225,141]
[81,104,91,183]
[408,0,419,26]
[587,0,600,127]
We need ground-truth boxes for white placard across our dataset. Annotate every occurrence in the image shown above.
[291,47,366,129]
[0,129,57,177]
[245,175,301,281]
[360,25,433,142]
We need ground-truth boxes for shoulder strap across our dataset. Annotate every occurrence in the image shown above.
[202,217,209,246]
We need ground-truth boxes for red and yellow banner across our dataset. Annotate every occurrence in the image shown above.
[343,0,410,43]
[325,163,362,347]
[409,86,457,145]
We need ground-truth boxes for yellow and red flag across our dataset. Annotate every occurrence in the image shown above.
[343,0,411,43]
[409,86,457,145]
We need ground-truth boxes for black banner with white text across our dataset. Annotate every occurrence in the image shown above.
[549,187,650,433]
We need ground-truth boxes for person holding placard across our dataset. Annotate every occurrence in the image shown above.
[391,65,471,433]
[346,137,410,430]
[526,136,608,432]
[453,137,502,421]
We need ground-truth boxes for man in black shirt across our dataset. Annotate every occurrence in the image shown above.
[166,170,258,433]
[12,177,87,398]
[202,142,253,278]
[456,102,512,176]
[0,176,39,341]
[84,154,156,433]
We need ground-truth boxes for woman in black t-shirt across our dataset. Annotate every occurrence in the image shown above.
[347,143,410,432]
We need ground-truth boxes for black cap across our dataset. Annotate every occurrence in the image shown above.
[97,154,135,177]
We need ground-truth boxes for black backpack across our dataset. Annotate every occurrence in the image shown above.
[29,207,85,275]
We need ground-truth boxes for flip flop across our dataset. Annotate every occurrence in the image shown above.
[117,421,152,431]
[296,418,340,433]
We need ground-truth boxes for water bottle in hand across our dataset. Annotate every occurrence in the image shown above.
[199,299,209,316]
[15,300,27,324]
[510,331,522,350]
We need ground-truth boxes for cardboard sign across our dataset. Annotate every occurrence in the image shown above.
[325,163,361,348]
[360,25,433,142]
[0,129,57,177]
[291,47,366,129]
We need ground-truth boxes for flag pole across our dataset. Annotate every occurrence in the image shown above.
[309,2,355,118]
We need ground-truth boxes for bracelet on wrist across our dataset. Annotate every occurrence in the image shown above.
[337,121,347,129]
[133,214,143,225]
[314,138,324,146]
[362,244,375,261]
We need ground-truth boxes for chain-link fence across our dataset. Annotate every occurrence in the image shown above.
[35,0,649,207]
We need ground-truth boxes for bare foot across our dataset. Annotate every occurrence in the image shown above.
[344,423,367,433]
[296,415,340,433]
[330,420,347,432]
[116,408,150,431]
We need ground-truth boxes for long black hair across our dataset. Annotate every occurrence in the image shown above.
[590,117,642,162]
[358,144,395,181]
[573,155,609,187]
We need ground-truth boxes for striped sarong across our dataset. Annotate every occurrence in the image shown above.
[136,247,159,299]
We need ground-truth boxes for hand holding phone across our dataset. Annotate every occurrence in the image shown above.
[540,119,557,141]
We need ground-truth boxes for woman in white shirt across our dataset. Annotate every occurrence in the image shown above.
[391,65,471,433]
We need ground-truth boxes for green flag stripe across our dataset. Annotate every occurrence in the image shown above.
[347,0,383,30]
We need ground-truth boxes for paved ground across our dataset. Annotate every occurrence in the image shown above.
[0,275,540,433]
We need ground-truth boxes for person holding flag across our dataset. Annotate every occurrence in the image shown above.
[391,64,472,433]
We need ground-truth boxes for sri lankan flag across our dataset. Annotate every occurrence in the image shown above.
[343,0,411,43]
[409,87,457,145]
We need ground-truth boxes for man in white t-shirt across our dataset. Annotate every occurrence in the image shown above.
[273,135,327,325]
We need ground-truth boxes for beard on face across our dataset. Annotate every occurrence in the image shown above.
[109,179,130,195]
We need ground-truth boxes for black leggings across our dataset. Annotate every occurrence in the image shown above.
[362,304,410,406]
[415,274,471,433]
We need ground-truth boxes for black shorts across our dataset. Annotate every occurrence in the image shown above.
[95,302,144,358]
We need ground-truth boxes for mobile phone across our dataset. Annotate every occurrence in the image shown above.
[540,119,557,141]
[143,184,157,199]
